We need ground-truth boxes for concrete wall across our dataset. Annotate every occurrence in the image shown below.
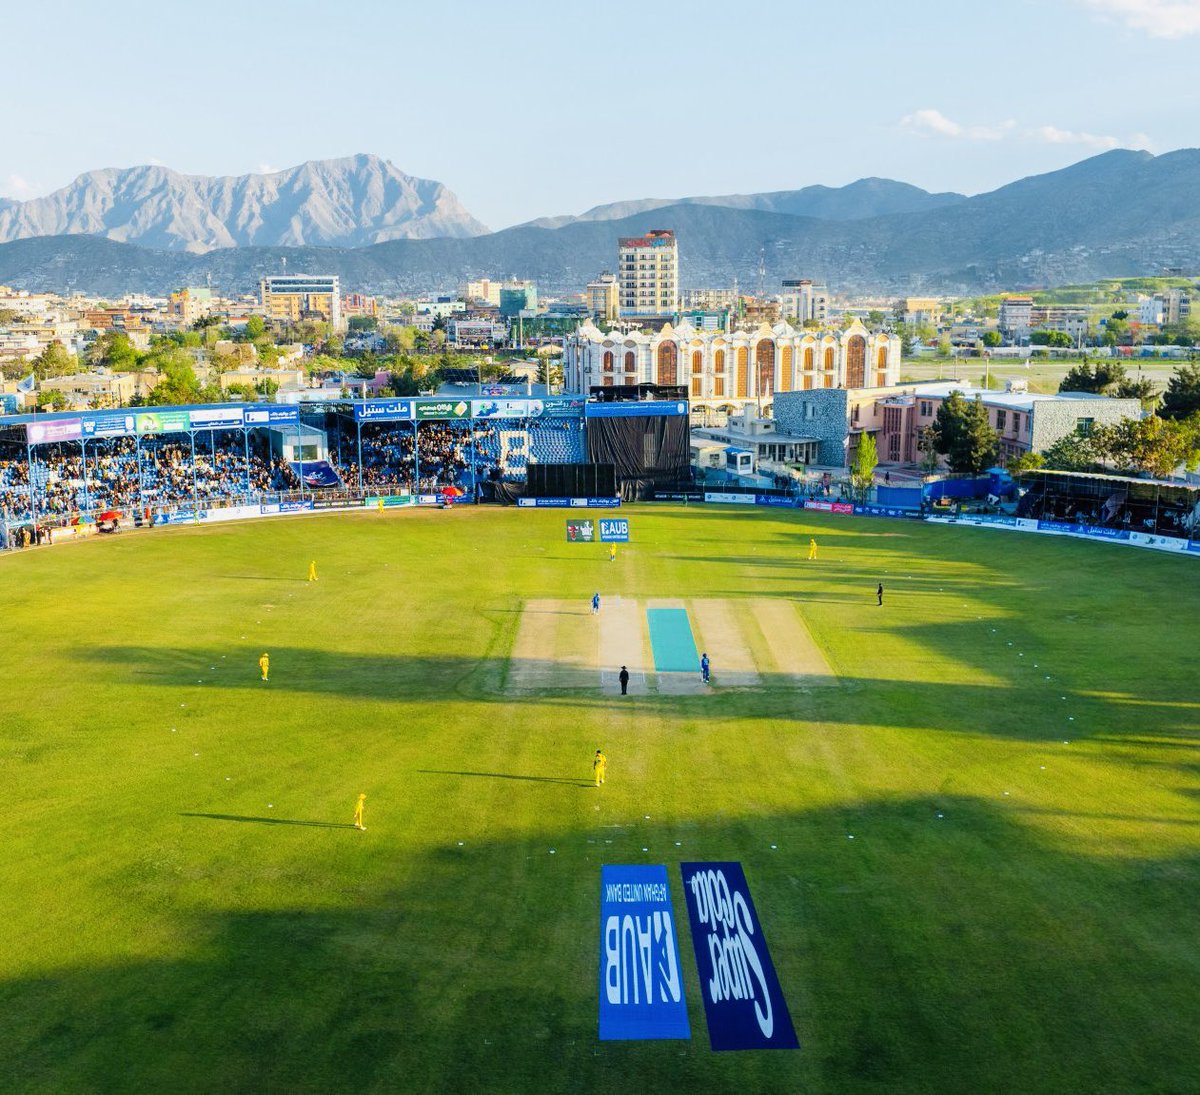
[773,389,849,466]
[1030,397,1142,452]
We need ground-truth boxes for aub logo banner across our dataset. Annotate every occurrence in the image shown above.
[598,865,690,1041]
[679,862,799,1051]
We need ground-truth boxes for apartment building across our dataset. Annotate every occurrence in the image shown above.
[618,229,678,317]
[260,274,342,330]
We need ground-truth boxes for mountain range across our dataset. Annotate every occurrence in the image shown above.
[1,149,1198,296]
[0,154,487,251]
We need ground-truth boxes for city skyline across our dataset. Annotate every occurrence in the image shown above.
[0,0,1194,229]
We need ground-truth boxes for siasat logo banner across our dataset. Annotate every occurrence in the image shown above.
[679,862,799,1051]
[599,865,690,1041]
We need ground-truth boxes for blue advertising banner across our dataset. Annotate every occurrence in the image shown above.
[1189,540,1200,552]
[1038,519,1131,541]
[80,411,137,438]
[599,518,630,542]
[854,504,921,519]
[754,494,800,508]
[679,862,799,1052]
[244,406,300,426]
[585,400,689,418]
[516,497,621,508]
[353,399,413,423]
[599,865,690,1041]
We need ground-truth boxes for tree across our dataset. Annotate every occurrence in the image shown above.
[1160,362,1200,420]
[143,347,204,405]
[243,315,266,340]
[383,325,417,353]
[348,315,378,333]
[1091,414,1200,477]
[1113,376,1159,409]
[981,330,1002,348]
[917,426,941,473]
[1101,317,1129,346]
[36,388,70,410]
[1006,451,1045,475]
[1059,361,1126,394]
[850,432,878,500]
[1041,428,1101,471]
[431,313,447,333]
[866,310,886,329]
[1030,330,1072,348]
[930,391,1000,474]
[87,330,140,371]
[33,340,76,380]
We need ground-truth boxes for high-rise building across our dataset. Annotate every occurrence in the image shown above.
[781,280,829,324]
[618,230,678,316]
[586,273,620,321]
[499,284,538,318]
[260,274,342,330]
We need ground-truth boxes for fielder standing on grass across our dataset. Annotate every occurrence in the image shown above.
[592,591,600,615]
[258,652,270,682]
[877,582,884,606]
[308,560,318,582]
[593,749,607,786]
[808,538,818,560]
[354,793,366,830]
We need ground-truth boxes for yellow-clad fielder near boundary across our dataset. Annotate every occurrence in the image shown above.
[308,559,319,582]
[258,652,270,681]
[808,538,818,561]
[354,793,366,830]
[593,749,607,787]
[609,544,616,562]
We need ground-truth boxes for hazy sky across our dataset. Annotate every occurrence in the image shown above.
[1,0,1195,228]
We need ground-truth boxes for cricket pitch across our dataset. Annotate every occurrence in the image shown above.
[506,597,836,694]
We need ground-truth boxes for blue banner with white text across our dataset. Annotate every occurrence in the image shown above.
[679,861,799,1051]
[599,864,691,1041]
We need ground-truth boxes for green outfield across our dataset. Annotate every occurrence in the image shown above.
[1,506,1197,1093]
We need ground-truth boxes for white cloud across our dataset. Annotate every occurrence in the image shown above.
[900,109,1015,141]
[1028,125,1122,150]
[258,162,280,175]
[1081,0,1200,38]
[898,109,1154,153]
[0,173,37,199]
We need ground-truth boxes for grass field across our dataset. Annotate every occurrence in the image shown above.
[1,506,1197,1093]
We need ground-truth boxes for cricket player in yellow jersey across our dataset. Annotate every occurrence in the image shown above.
[609,544,616,562]
[258,652,270,681]
[593,749,607,787]
[308,560,318,582]
[808,538,818,560]
[354,793,366,830]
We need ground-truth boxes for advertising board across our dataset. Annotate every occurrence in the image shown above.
[599,865,691,1042]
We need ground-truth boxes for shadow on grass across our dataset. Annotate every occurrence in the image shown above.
[4,797,1199,1093]
[180,812,359,829]
[416,769,595,788]
[71,634,1200,746]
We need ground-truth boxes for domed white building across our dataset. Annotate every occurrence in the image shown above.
[563,318,899,416]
